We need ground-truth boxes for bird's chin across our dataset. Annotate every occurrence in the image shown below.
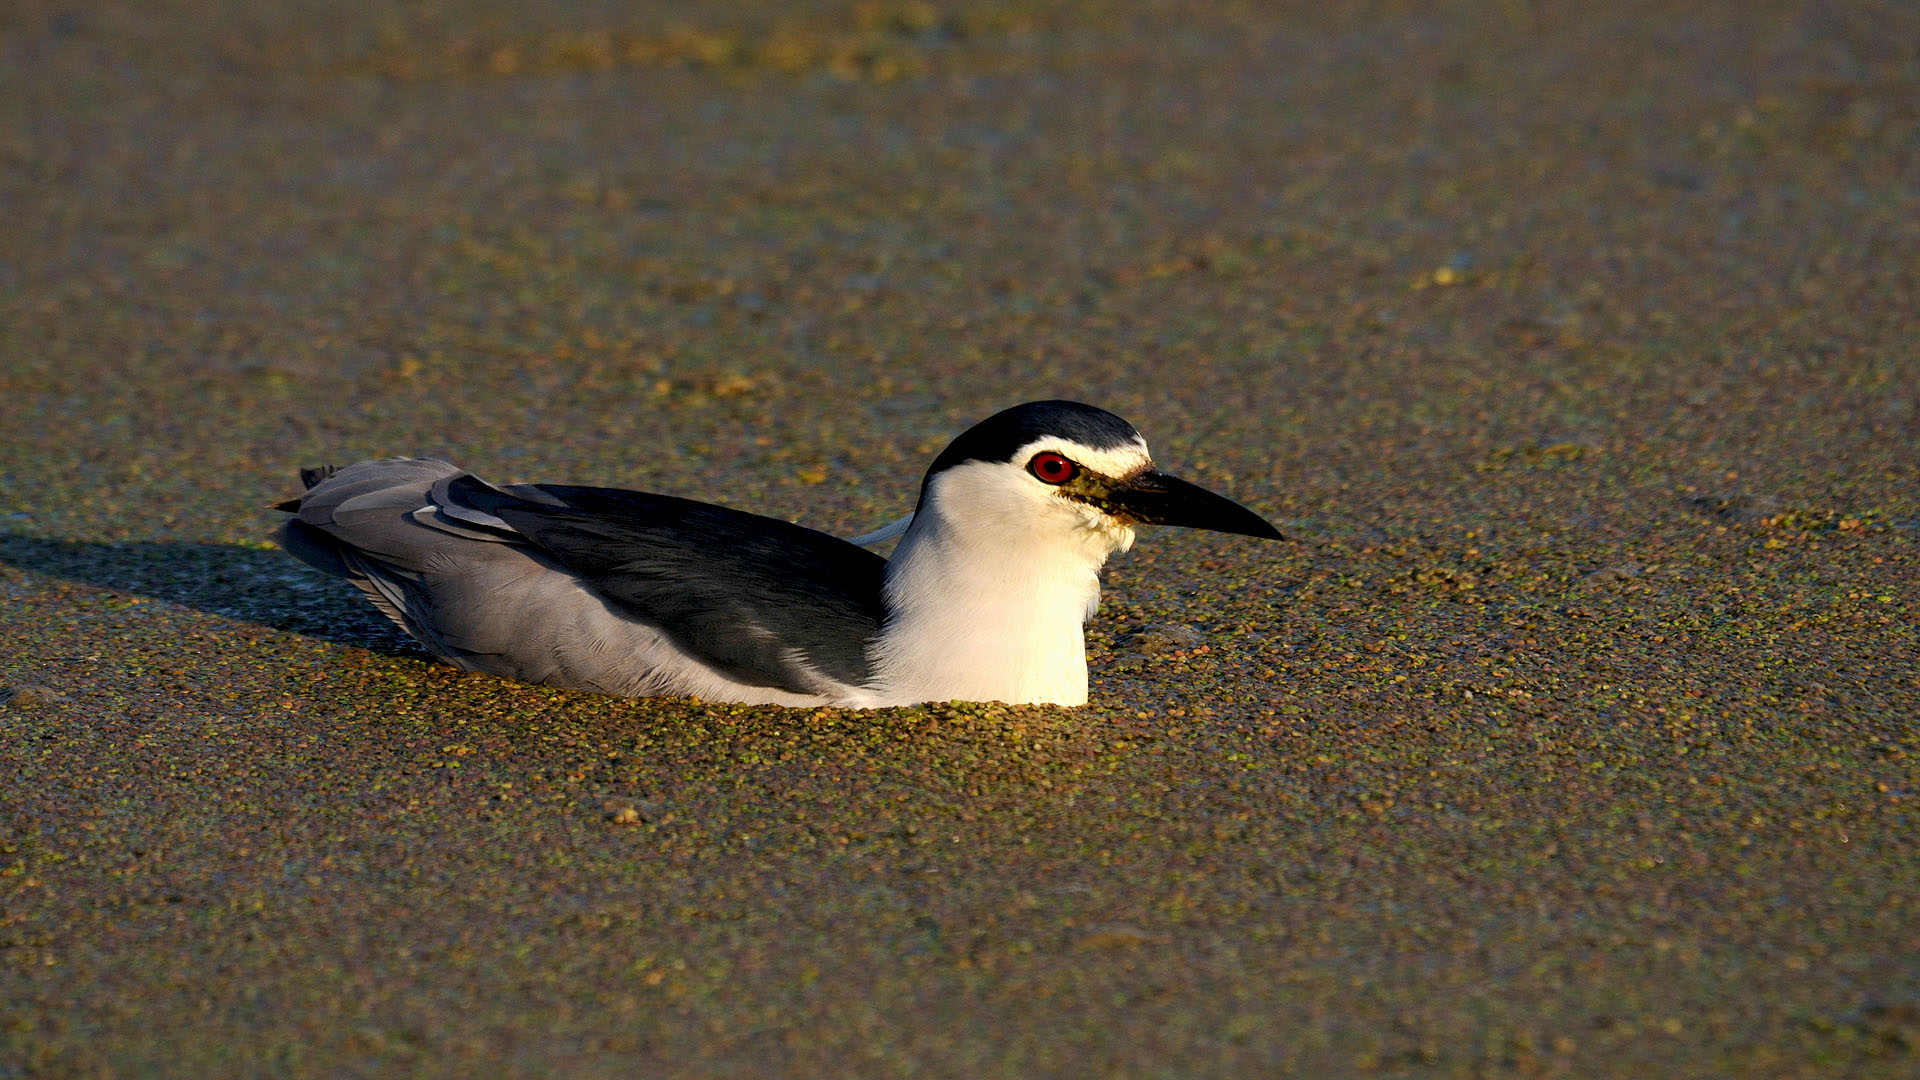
[1072,505,1135,553]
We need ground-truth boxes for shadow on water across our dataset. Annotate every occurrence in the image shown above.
[0,531,425,659]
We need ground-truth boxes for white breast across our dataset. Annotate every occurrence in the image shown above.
[869,459,1136,706]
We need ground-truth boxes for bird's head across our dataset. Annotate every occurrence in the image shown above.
[912,400,1284,557]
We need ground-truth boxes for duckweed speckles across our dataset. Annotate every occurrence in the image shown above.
[4,0,1919,1075]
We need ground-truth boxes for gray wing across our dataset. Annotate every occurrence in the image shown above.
[275,458,481,634]
[277,458,557,674]
[275,458,886,700]
[445,475,888,692]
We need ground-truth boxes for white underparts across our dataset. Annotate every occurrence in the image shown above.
[868,439,1147,706]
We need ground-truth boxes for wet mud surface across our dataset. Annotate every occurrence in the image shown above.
[3,2,1916,1076]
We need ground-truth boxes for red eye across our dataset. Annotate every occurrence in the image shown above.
[1027,451,1078,485]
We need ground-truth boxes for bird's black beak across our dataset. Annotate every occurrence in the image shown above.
[1086,469,1285,541]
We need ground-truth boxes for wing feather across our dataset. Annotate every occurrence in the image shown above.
[447,476,886,693]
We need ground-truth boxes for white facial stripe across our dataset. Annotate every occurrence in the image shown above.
[1008,436,1152,480]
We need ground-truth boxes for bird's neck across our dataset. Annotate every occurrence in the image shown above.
[871,503,1126,706]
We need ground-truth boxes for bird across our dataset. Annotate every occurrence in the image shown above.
[273,400,1284,707]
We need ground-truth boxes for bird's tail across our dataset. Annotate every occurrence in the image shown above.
[270,464,344,512]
